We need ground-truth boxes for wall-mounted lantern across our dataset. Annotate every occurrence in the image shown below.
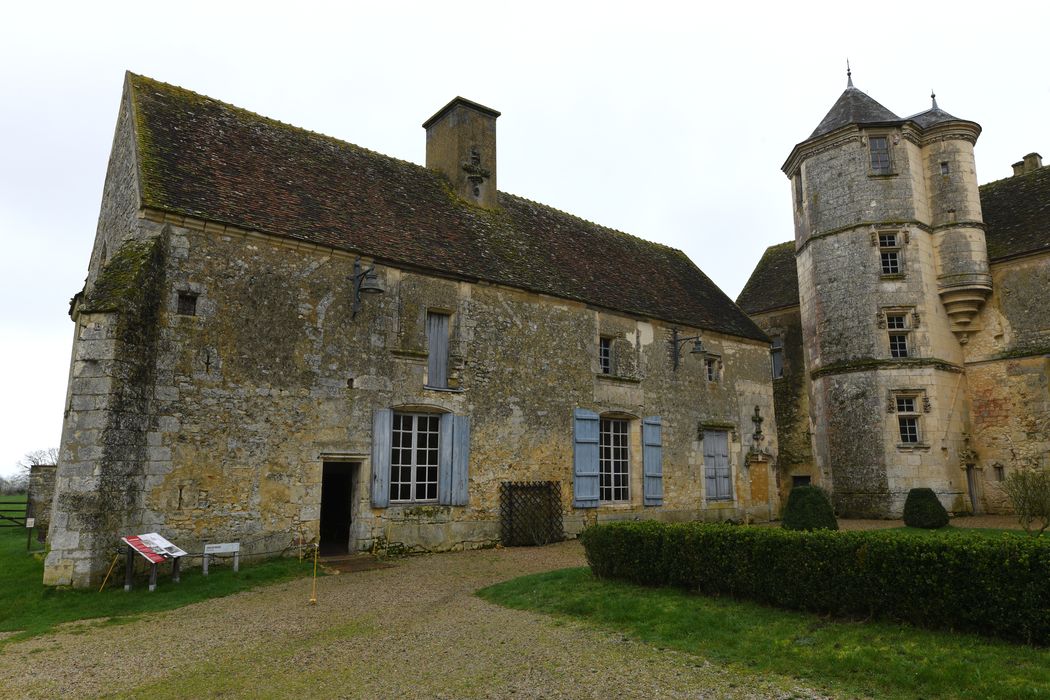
[351,257,384,318]
[669,327,705,370]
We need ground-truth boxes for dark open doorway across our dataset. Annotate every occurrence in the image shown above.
[320,462,356,556]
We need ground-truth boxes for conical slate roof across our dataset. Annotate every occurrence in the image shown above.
[809,83,900,139]
[906,93,960,129]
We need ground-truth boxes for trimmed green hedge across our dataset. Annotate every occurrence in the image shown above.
[580,521,1050,644]
[903,488,949,529]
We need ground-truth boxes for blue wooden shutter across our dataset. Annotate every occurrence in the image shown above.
[438,413,455,505]
[450,415,470,506]
[703,429,731,500]
[427,312,449,388]
[371,409,393,507]
[642,416,663,506]
[716,431,732,499]
[573,408,600,508]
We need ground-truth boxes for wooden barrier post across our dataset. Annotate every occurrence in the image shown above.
[124,545,135,592]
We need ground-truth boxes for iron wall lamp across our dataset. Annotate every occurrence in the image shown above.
[669,327,706,370]
[351,257,384,318]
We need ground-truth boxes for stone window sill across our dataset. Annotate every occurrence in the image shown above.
[880,273,906,281]
[595,373,641,384]
[423,385,464,393]
[896,442,931,452]
[868,172,899,178]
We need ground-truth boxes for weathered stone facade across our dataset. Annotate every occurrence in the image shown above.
[45,75,777,587]
[27,464,56,542]
[740,77,1050,518]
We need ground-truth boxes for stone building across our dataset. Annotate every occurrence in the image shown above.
[45,73,778,587]
[739,73,1050,517]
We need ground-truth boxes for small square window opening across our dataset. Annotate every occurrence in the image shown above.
[994,465,1005,481]
[177,292,198,316]
[940,161,950,176]
[705,357,719,382]
[599,337,612,375]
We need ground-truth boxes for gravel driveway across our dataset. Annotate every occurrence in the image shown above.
[1,541,828,699]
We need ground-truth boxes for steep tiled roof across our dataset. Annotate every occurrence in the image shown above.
[127,74,765,342]
[809,86,900,139]
[981,165,1050,261]
[735,242,798,315]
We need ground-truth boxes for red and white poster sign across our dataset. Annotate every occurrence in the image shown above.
[122,533,187,564]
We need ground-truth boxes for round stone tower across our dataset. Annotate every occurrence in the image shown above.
[781,72,988,517]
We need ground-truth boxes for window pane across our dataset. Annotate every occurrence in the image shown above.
[599,418,630,502]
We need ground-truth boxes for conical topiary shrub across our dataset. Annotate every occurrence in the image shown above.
[903,487,949,529]
[781,485,838,531]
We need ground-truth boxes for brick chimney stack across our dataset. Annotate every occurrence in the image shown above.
[423,97,501,209]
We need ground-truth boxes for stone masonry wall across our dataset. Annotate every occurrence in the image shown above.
[964,251,1050,511]
[748,305,815,506]
[45,218,778,585]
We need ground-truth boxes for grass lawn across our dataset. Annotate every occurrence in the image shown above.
[0,494,315,646]
[479,565,1050,700]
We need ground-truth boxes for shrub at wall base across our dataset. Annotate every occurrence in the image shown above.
[781,485,838,531]
[903,488,950,529]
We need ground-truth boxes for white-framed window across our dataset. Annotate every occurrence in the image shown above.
[878,232,903,276]
[895,395,921,444]
[598,336,613,375]
[599,417,630,502]
[770,337,784,379]
[887,313,910,358]
[390,412,440,502]
[705,355,721,382]
[426,311,450,389]
[869,135,892,174]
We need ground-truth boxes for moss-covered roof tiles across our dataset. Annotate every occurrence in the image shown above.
[127,73,765,342]
[980,164,1050,261]
[735,241,799,315]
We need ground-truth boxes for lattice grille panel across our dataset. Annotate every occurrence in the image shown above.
[499,481,565,547]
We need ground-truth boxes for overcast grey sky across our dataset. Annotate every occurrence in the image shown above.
[1,1,1047,477]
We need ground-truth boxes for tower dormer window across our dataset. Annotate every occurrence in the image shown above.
[869,136,892,175]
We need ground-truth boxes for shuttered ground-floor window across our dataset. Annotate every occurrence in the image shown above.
[370,409,471,508]
[391,413,440,502]
[703,429,732,500]
[573,409,662,508]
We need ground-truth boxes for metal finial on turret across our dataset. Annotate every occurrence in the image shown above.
[931,90,938,110]
[846,59,853,88]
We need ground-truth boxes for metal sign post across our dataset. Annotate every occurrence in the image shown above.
[202,542,241,575]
